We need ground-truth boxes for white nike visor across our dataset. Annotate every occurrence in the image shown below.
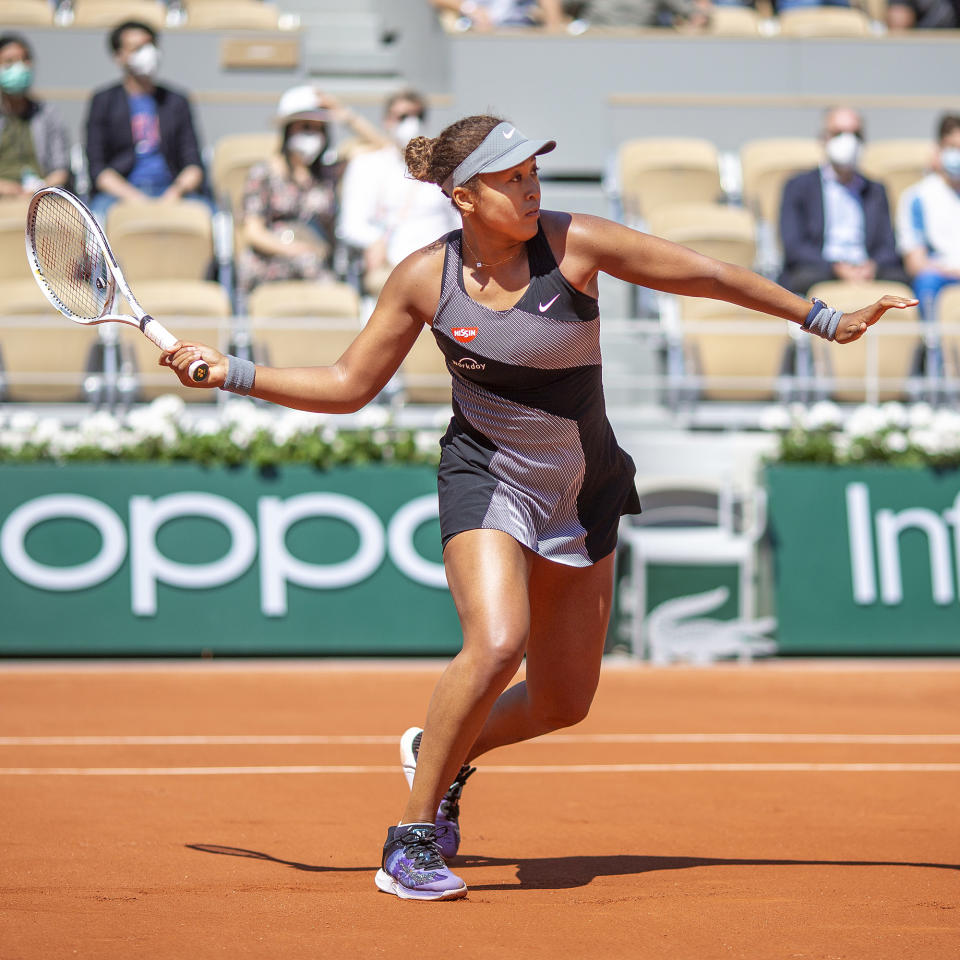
[441,121,556,196]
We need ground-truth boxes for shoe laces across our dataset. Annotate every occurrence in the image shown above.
[399,826,446,871]
[439,763,476,820]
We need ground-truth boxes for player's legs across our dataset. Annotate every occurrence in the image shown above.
[399,528,534,825]
[464,548,616,761]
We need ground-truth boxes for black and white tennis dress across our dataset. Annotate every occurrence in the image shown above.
[431,224,640,567]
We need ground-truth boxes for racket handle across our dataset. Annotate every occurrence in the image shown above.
[188,358,210,383]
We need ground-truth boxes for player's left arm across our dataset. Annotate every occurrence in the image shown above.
[561,212,917,344]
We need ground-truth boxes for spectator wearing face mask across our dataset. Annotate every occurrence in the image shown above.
[429,0,566,30]
[237,85,389,296]
[0,33,70,197]
[896,113,960,318]
[778,107,907,297]
[84,20,206,222]
[337,90,460,295]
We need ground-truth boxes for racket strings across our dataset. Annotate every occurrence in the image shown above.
[29,194,111,320]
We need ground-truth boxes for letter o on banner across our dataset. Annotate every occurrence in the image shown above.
[0,494,127,591]
[387,494,447,589]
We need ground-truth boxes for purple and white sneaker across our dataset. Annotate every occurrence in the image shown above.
[400,727,476,859]
[374,823,468,901]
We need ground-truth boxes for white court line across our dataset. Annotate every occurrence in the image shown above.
[1,733,959,746]
[3,763,960,776]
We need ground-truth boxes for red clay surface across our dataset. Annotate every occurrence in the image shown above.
[1,660,958,959]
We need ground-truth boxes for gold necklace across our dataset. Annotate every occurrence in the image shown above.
[462,237,524,270]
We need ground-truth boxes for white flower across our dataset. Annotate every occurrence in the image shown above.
[354,405,391,429]
[10,411,38,434]
[844,405,887,439]
[322,425,338,443]
[414,430,440,455]
[806,400,843,430]
[0,429,25,453]
[148,394,186,422]
[910,428,944,456]
[759,405,791,431]
[80,411,121,442]
[907,402,934,429]
[881,401,909,429]
[431,408,452,428]
[192,417,222,437]
[884,430,908,453]
[34,418,62,444]
[372,429,390,446]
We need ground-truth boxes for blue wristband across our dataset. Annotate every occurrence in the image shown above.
[802,298,844,342]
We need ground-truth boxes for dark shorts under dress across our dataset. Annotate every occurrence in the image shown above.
[430,225,640,568]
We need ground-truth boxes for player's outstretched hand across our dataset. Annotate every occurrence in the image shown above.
[161,341,227,388]
[833,294,919,344]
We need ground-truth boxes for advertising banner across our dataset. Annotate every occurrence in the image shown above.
[766,464,960,654]
[0,464,461,656]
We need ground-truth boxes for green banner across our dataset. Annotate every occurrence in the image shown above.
[766,464,960,654]
[0,464,462,656]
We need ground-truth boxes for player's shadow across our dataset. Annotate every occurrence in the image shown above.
[186,844,959,890]
[459,854,960,890]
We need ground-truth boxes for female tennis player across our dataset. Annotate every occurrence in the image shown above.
[164,115,916,902]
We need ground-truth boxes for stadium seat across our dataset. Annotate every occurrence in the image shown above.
[186,1,281,30]
[0,0,54,25]
[0,280,101,402]
[645,203,757,269]
[807,280,922,402]
[616,138,722,224]
[247,280,360,320]
[708,5,763,34]
[777,6,871,35]
[860,138,934,215]
[211,132,280,214]
[739,137,823,227]
[105,200,214,285]
[672,296,791,401]
[70,0,167,31]
[112,280,232,401]
[399,325,450,405]
[0,196,32,281]
[247,320,361,370]
[936,285,960,390]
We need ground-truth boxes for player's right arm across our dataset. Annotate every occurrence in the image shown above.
[163,243,444,413]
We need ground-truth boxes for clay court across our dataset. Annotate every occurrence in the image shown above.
[1,659,958,959]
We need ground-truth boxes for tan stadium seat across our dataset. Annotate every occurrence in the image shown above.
[399,325,450,405]
[112,280,232,401]
[0,0,53,25]
[646,203,757,269]
[808,280,921,402]
[777,6,871,35]
[247,280,360,320]
[106,200,213,285]
[675,296,791,401]
[186,1,281,30]
[936,285,960,387]
[0,280,100,401]
[617,138,722,224]
[211,132,280,214]
[709,5,762,34]
[0,196,32,281]
[739,137,823,227]
[70,0,167,31]
[860,139,934,215]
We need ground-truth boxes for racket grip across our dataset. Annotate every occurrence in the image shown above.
[188,358,210,383]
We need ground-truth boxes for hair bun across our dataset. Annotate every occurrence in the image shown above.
[404,135,435,183]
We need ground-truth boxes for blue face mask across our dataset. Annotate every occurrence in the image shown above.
[941,147,960,181]
[0,61,33,95]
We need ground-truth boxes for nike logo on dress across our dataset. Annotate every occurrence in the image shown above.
[503,128,516,139]
[538,294,560,313]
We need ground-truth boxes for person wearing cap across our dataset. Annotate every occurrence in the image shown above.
[237,85,388,296]
[84,20,206,223]
[163,114,916,902]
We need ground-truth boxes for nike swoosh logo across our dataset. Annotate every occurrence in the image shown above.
[538,294,560,313]
[503,128,516,139]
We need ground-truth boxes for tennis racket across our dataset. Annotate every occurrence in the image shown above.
[24,186,208,383]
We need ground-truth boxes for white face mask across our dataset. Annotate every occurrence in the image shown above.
[393,116,422,148]
[941,147,960,181]
[126,43,160,80]
[825,132,861,170]
[287,131,325,164]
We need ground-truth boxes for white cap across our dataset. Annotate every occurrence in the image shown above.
[275,85,330,125]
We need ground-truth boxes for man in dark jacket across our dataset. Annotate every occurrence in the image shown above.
[84,20,205,222]
[778,107,907,296]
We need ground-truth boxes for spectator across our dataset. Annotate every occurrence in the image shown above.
[887,0,958,30]
[430,0,566,30]
[238,85,388,296]
[84,20,206,222]
[577,0,711,27]
[338,90,460,295]
[896,112,960,318]
[778,107,907,297]
[0,33,70,197]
